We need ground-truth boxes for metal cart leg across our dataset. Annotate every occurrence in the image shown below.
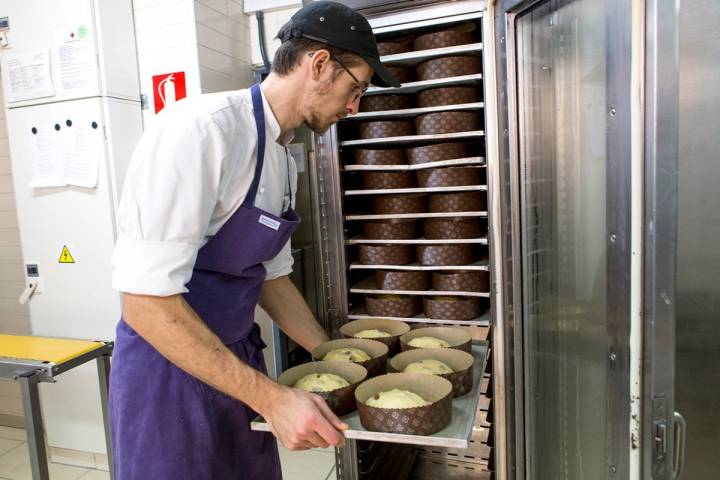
[340,439,359,480]
[96,354,114,479]
[18,371,49,480]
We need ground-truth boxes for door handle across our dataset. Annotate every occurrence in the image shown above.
[673,411,686,479]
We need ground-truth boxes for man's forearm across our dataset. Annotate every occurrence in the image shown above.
[259,276,329,352]
[122,293,281,415]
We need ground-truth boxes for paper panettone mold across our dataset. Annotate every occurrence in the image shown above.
[359,244,415,265]
[362,171,417,190]
[417,86,479,108]
[423,218,483,239]
[374,270,430,291]
[413,23,476,51]
[355,373,453,435]
[416,244,476,266]
[387,66,415,84]
[423,296,483,321]
[358,120,415,139]
[360,94,415,112]
[340,319,411,355]
[278,361,367,416]
[377,36,415,56]
[365,294,423,318]
[354,148,407,166]
[372,194,427,214]
[389,348,474,397]
[408,142,468,165]
[416,166,483,188]
[415,111,481,135]
[429,191,485,212]
[362,219,418,240]
[312,338,389,378]
[432,271,489,292]
[400,326,473,353]
[416,55,482,81]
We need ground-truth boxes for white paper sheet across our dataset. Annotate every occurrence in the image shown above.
[53,36,99,96]
[1,50,55,103]
[30,123,101,189]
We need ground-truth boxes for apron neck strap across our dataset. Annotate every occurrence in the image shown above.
[244,83,265,209]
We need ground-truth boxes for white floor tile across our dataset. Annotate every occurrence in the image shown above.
[0,443,88,480]
[0,427,25,442]
[0,439,22,457]
[279,445,336,480]
[77,470,110,480]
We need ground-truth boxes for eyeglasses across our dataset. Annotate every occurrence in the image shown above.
[308,51,367,102]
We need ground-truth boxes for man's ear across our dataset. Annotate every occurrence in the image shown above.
[309,49,332,81]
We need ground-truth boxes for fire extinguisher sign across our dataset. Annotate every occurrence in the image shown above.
[152,71,187,113]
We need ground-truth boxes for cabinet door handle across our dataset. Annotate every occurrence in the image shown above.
[673,411,687,479]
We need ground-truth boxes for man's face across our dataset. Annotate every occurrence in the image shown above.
[303,52,373,134]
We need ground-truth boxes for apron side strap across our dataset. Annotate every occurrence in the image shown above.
[243,84,266,209]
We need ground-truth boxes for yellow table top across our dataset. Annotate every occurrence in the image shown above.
[0,334,104,365]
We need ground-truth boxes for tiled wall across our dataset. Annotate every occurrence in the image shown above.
[0,82,31,422]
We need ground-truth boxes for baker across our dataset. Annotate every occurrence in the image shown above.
[108,2,399,478]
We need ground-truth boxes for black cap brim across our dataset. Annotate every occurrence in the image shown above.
[365,56,402,88]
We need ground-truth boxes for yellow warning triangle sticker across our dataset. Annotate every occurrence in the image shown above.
[58,245,75,264]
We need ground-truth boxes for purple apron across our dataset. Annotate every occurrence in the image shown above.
[109,84,300,480]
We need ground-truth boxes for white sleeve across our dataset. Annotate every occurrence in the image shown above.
[111,110,227,296]
[262,239,294,280]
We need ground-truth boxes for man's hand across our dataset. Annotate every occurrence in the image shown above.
[261,384,348,450]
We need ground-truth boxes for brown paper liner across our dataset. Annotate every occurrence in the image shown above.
[413,23,476,51]
[374,270,430,291]
[365,294,423,318]
[355,373,453,435]
[424,296,483,321]
[408,142,468,165]
[354,148,407,166]
[429,191,485,212]
[372,194,427,214]
[432,271,489,292]
[278,361,367,416]
[417,166,483,188]
[400,326,473,353]
[358,120,415,139]
[416,244,476,266]
[389,348,474,397]
[417,86,480,108]
[312,338,389,378]
[359,244,415,265]
[362,219,418,240]
[415,111,481,135]
[340,319,410,356]
[423,218,483,240]
[360,94,415,112]
[362,171,417,190]
[378,37,415,56]
[416,55,482,81]
[387,66,415,84]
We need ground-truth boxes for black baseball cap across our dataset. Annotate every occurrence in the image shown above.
[278,1,401,88]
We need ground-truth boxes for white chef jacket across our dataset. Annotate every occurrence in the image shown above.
[111,87,297,297]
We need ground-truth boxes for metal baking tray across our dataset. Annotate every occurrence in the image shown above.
[349,259,489,271]
[350,277,490,298]
[348,306,490,327]
[346,211,487,221]
[348,102,484,121]
[380,43,483,67]
[365,74,483,96]
[346,236,488,245]
[251,342,489,449]
[340,131,485,147]
[345,185,487,196]
[343,157,486,172]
